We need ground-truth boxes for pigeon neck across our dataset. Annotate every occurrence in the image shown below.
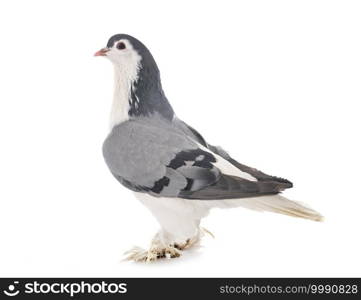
[109,64,138,129]
[110,61,175,130]
[128,71,174,121]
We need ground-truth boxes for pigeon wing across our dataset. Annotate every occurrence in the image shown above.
[173,118,293,190]
[103,117,290,199]
[102,118,220,197]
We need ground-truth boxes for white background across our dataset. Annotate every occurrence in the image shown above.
[0,0,360,277]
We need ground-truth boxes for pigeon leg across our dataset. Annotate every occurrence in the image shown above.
[123,232,182,262]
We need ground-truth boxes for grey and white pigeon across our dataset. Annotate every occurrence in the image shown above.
[95,34,323,262]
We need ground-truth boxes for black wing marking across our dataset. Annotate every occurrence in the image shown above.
[110,119,292,200]
[141,147,289,200]
[179,173,289,200]
[147,149,220,195]
[175,119,293,191]
[112,145,291,200]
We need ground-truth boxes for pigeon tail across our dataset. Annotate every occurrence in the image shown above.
[209,194,324,222]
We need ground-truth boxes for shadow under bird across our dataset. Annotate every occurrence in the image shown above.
[95,34,323,262]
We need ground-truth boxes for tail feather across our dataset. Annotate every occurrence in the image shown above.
[207,194,324,222]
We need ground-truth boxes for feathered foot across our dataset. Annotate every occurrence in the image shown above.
[123,227,213,262]
[123,244,181,262]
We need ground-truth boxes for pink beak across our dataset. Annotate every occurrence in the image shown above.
[94,48,109,57]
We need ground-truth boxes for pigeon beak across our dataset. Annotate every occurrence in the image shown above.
[94,48,109,57]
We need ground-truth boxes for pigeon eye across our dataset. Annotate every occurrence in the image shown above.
[116,42,126,50]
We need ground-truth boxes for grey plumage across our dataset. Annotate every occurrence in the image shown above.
[101,33,293,201]
[96,33,322,262]
[103,114,292,199]
[174,119,293,187]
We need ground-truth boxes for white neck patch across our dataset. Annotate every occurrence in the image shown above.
[108,40,142,130]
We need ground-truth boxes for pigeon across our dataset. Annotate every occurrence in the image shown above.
[95,34,323,262]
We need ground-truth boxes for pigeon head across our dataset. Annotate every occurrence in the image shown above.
[95,34,149,74]
[95,34,174,127]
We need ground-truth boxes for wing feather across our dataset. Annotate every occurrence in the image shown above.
[103,117,292,200]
